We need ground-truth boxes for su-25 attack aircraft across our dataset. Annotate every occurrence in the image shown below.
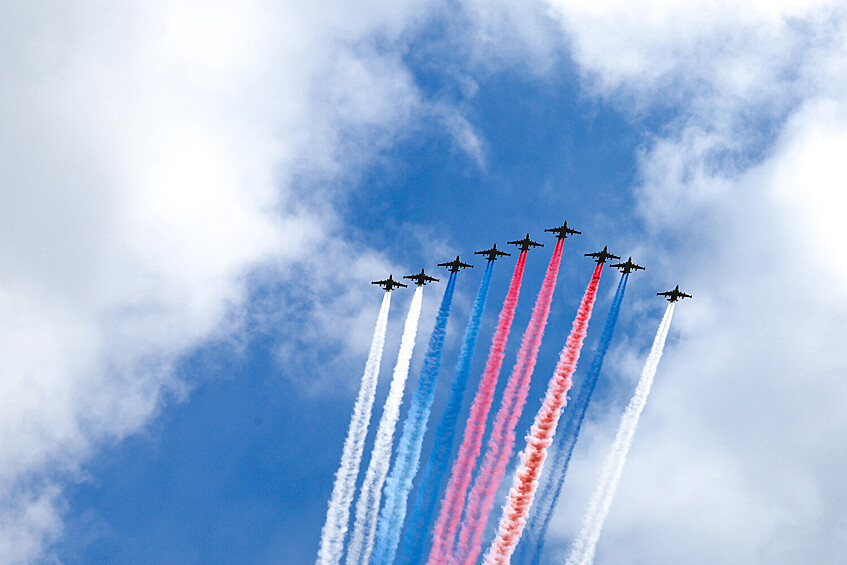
[475,243,510,261]
[404,268,439,286]
[545,220,581,239]
[508,233,544,251]
[610,257,645,274]
[657,285,692,302]
[585,246,621,264]
[372,274,407,291]
[438,256,474,273]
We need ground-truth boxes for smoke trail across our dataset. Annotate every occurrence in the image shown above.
[371,272,458,565]
[428,253,527,565]
[453,239,565,565]
[316,292,392,565]
[398,261,494,565]
[565,303,676,565]
[482,263,603,565]
[516,273,629,565]
[345,287,424,565]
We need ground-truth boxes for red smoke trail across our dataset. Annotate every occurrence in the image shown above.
[483,263,603,565]
[427,252,527,565]
[455,239,565,565]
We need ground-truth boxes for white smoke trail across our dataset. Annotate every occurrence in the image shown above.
[565,303,675,565]
[345,286,424,565]
[316,292,393,565]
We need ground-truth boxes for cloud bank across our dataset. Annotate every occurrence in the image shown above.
[534,1,847,563]
[0,0,443,560]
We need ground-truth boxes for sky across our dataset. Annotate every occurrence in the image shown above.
[1,1,847,563]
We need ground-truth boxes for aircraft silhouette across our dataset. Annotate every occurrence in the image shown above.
[507,233,544,251]
[474,244,511,261]
[657,285,692,302]
[545,220,581,240]
[372,274,407,291]
[438,256,473,273]
[584,246,620,264]
[404,268,439,286]
[610,257,645,274]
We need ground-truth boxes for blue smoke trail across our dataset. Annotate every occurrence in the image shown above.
[514,273,628,565]
[396,260,494,565]
[371,271,459,565]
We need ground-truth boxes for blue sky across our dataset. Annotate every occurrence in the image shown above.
[59,51,656,564]
[2,1,847,564]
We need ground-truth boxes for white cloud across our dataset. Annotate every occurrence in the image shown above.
[519,2,847,562]
[769,100,847,280]
[453,0,564,72]
[0,0,448,560]
[544,0,843,108]
[437,104,488,169]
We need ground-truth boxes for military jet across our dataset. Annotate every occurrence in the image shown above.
[475,244,511,261]
[372,274,407,291]
[545,221,581,240]
[404,268,440,286]
[610,257,645,274]
[438,256,474,273]
[657,285,692,302]
[584,246,621,264]
[507,234,544,252]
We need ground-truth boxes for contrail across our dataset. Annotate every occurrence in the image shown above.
[565,303,676,565]
[455,239,565,565]
[482,263,603,565]
[316,292,392,565]
[345,287,424,565]
[399,260,494,565]
[428,253,527,565]
[371,272,458,565]
[516,273,628,565]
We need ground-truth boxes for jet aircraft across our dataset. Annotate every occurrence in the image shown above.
[610,257,645,274]
[584,246,621,264]
[372,274,407,291]
[438,256,473,273]
[507,234,544,251]
[545,221,581,239]
[657,285,692,302]
[475,244,511,261]
[404,268,440,286]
